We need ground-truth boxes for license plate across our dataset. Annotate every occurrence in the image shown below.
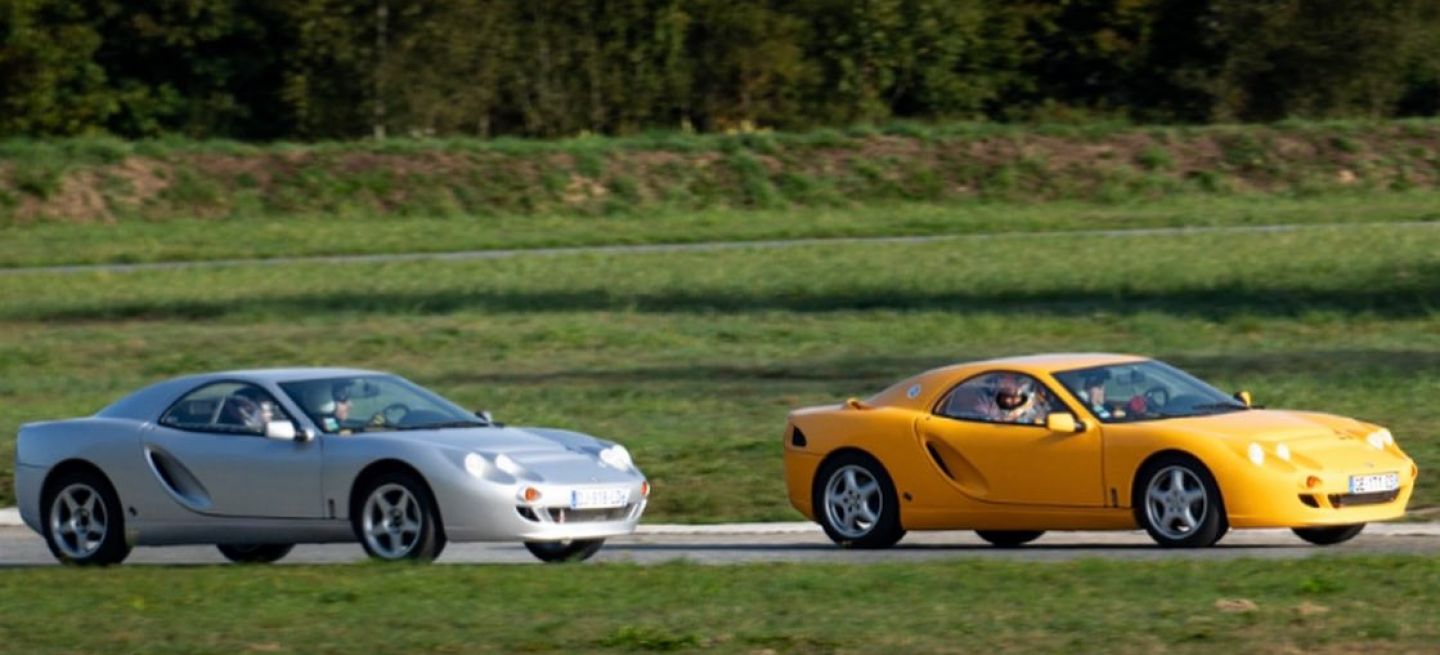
[570,487,630,509]
[1349,472,1399,494]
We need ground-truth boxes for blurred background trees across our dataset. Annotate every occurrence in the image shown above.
[1,0,1438,139]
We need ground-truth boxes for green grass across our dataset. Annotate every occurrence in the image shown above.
[0,557,1437,653]
[1,221,1437,519]
[1,191,1439,268]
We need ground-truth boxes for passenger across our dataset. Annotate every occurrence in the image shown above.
[303,382,354,434]
[992,375,1048,425]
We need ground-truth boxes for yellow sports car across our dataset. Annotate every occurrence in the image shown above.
[783,354,1418,549]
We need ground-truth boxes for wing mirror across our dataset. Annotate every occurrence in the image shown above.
[265,421,315,442]
[1233,390,1253,408]
[475,410,503,427]
[1046,412,1085,433]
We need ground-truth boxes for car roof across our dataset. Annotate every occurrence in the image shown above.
[864,353,1150,409]
[192,367,387,383]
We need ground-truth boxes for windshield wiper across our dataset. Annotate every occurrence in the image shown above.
[396,420,487,430]
[1190,402,1246,411]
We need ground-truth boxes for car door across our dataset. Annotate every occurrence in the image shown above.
[142,381,324,518]
[918,371,1104,507]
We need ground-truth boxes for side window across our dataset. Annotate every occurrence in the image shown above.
[160,382,290,435]
[939,373,1055,426]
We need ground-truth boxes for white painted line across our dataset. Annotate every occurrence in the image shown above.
[3,507,1436,536]
[637,522,821,535]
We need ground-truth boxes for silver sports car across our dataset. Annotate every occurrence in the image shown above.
[14,368,649,565]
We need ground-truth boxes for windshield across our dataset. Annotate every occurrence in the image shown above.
[279,375,486,434]
[1053,360,1246,424]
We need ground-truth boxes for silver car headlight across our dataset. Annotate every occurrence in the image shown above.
[599,445,634,471]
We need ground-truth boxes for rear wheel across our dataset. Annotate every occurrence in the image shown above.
[524,539,605,563]
[42,470,131,566]
[217,543,294,564]
[976,530,1044,548]
[1134,454,1227,548]
[353,471,446,562]
[1293,524,1365,546]
[813,452,905,549]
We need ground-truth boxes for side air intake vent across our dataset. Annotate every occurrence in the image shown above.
[926,443,955,480]
[790,428,807,448]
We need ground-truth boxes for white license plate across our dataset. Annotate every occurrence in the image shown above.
[570,488,630,509]
[1348,472,1399,494]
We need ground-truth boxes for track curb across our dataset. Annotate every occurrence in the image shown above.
[4,509,1437,536]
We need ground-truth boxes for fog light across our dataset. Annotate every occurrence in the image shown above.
[1306,475,1322,489]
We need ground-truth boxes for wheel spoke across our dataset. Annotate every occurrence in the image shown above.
[1183,488,1205,504]
[1148,488,1168,505]
[856,503,878,523]
[401,518,421,535]
[842,469,859,493]
[856,481,878,497]
[1179,508,1198,530]
[1169,468,1185,492]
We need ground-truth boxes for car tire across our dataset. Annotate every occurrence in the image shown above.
[1133,454,1228,548]
[352,470,447,562]
[217,543,295,564]
[1292,524,1365,546]
[976,530,1045,548]
[813,452,905,549]
[524,539,606,563]
[42,469,131,566]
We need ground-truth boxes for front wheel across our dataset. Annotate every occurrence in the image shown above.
[976,530,1044,548]
[525,539,605,563]
[1134,455,1228,548]
[217,543,294,564]
[1293,524,1365,546]
[353,471,446,562]
[813,452,905,549]
[42,470,131,566]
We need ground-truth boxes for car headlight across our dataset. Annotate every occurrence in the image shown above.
[599,445,634,471]
[1367,429,1394,450]
[464,452,489,478]
[1247,443,1265,466]
[1275,443,1291,461]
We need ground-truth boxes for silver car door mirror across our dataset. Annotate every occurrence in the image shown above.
[265,420,298,440]
[476,410,494,424]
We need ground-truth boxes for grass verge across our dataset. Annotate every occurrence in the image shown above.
[1,222,1436,518]
[0,191,1438,268]
[0,557,1436,654]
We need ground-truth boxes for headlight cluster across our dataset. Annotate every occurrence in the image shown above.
[599,445,634,471]
[1366,429,1395,450]
[1248,441,1291,466]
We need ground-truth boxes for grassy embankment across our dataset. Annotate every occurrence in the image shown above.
[0,557,1437,654]
[2,223,1436,519]
[2,119,1439,266]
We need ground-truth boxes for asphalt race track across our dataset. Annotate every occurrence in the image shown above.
[2,523,1438,566]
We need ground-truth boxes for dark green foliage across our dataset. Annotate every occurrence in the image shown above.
[2,0,1440,140]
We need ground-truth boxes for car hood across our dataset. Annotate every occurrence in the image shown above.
[1152,409,1377,443]
[375,425,639,483]
[1155,409,1372,443]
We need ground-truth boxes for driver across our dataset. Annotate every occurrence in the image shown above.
[302,382,355,434]
[1080,372,1112,419]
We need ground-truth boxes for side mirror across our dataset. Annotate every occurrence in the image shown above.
[1046,412,1084,433]
[1234,390,1253,408]
[476,410,494,424]
[265,420,298,440]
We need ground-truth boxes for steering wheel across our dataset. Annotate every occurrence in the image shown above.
[1143,386,1170,409]
[370,402,411,427]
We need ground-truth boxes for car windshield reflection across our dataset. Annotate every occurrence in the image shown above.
[1053,360,1247,424]
[279,375,487,434]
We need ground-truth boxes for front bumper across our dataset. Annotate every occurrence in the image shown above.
[1223,458,1418,528]
[433,475,649,542]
